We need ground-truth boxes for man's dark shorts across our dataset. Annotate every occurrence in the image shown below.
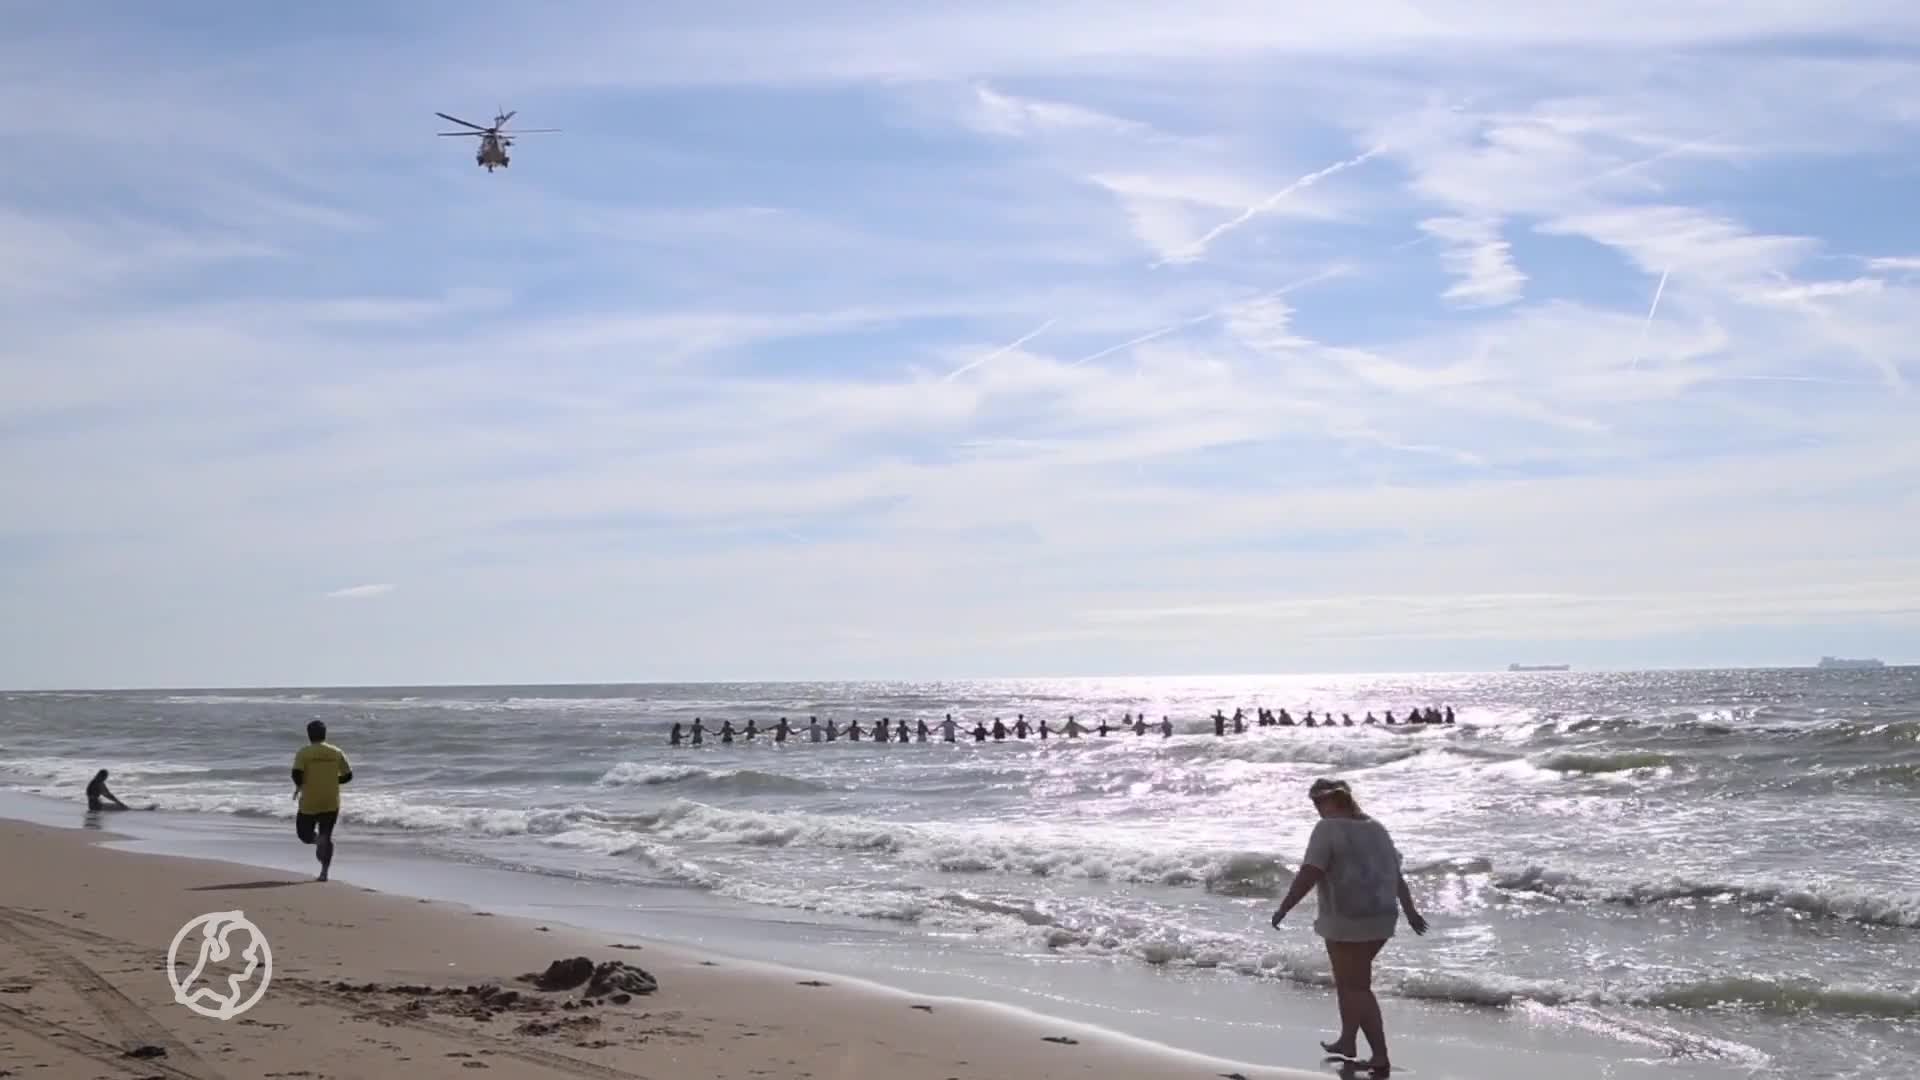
[295,810,339,845]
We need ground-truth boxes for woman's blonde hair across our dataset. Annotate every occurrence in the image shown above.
[1309,777,1361,813]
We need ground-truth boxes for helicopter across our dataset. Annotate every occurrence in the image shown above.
[436,109,559,171]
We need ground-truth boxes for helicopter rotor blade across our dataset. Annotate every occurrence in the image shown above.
[506,128,561,134]
[496,109,517,126]
[435,112,489,131]
[437,131,488,137]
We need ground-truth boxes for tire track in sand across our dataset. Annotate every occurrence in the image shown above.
[0,910,221,1077]
[0,905,655,1080]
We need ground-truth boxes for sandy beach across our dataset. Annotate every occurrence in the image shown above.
[0,817,1322,1080]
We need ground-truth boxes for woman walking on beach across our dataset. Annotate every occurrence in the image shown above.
[1270,778,1427,1076]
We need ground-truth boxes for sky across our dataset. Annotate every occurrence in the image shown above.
[4,2,1920,689]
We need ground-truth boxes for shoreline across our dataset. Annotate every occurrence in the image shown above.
[0,788,1767,1080]
[0,812,1323,1079]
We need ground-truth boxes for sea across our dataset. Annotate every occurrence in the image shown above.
[3,669,1916,1079]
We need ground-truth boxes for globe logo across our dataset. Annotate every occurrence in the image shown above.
[167,910,273,1021]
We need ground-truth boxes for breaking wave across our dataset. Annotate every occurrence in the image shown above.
[596,763,835,795]
[1531,750,1676,775]
[1494,866,1920,929]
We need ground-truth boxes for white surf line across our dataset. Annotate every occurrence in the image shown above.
[1069,263,1352,367]
[943,318,1058,382]
[1154,146,1386,267]
[1629,268,1669,371]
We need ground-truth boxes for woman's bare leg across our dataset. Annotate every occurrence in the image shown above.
[1328,940,1391,1071]
[1354,939,1390,1069]
[1321,941,1360,1056]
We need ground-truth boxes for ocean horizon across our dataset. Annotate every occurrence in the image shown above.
[11,660,1913,695]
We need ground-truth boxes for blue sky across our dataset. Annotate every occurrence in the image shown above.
[4,3,1920,688]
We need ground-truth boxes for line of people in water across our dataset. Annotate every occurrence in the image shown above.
[668,705,1455,746]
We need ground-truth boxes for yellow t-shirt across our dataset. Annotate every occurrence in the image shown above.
[293,742,351,814]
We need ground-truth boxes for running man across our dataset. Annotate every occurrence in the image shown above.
[291,720,353,882]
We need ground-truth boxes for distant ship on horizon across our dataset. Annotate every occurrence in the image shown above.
[1508,663,1571,672]
[1816,656,1885,670]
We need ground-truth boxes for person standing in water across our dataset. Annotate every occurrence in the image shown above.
[669,722,684,747]
[916,718,930,742]
[1270,778,1427,1076]
[941,715,959,742]
[776,717,792,743]
[809,716,823,742]
[1160,716,1173,738]
[691,718,706,744]
[86,770,130,812]
[1064,715,1084,737]
[291,720,354,882]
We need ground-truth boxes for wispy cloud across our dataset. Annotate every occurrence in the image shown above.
[1418,216,1526,307]
[964,85,1148,139]
[326,584,395,600]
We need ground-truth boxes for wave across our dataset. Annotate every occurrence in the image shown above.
[1494,866,1920,929]
[1531,750,1676,775]
[1160,736,1431,769]
[0,757,236,786]
[1767,759,1920,794]
[891,893,1908,1024]
[151,692,651,714]
[1638,976,1919,1018]
[596,763,834,795]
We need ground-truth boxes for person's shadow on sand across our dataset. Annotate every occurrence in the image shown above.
[188,880,309,892]
[1324,1056,1391,1078]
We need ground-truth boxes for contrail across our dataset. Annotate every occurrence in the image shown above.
[944,318,1056,382]
[1068,319,1200,367]
[1155,146,1385,267]
[1586,131,1734,190]
[1070,263,1352,367]
[1630,269,1669,370]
